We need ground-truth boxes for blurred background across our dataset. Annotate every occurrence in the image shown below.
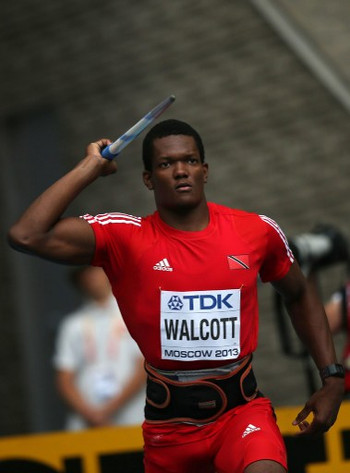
[1,0,350,436]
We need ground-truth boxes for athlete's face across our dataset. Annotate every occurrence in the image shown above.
[143,135,208,212]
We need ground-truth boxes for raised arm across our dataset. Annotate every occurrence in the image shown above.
[272,262,344,435]
[8,139,116,265]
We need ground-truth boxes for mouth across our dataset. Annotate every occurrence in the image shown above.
[175,182,192,192]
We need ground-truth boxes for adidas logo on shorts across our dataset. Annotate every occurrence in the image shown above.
[242,424,261,438]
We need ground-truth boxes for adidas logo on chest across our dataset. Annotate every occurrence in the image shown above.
[153,258,173,272]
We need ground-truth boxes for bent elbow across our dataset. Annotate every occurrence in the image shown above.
[7,224,37,254]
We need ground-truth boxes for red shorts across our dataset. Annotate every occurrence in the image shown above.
[142,397,287,473]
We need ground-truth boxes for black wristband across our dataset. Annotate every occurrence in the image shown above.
[319,363,345,381]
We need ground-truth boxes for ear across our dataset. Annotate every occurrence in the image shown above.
[203,162,209,183]
[143,170,154,190]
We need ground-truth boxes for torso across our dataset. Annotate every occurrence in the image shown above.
[82,203,293,370]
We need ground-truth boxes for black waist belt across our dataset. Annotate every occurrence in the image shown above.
[145,355,261,424]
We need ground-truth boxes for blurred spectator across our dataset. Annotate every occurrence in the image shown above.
[288,223,349,398]
[324,281,350,398]
[53,266,146,430]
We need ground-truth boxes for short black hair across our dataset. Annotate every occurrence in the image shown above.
[142,119,205,171]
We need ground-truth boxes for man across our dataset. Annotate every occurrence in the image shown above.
[308,274,350,399]
[54,266,146,430]
[8,119,344,473]
[324,281,350,398]
[288,224,350,398]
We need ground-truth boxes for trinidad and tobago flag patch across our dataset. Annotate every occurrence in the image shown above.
[227,255,250,270]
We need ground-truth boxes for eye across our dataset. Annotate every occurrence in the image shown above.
[187,157,199,165]
[159,161,170,169]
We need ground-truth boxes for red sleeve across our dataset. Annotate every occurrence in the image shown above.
[80,213,123,268]
[258,215,294,283]
[80,212,142,274]
[90,222,108,267]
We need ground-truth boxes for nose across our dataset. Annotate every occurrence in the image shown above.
[173,161,188,178]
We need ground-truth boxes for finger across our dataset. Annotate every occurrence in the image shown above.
[296,414,331,436]
[298,420,309,431]
[292,405,311,426]
[96,139,112,155]
[86,139,112,157]
[97,138,112,147]
[296,421,319,436]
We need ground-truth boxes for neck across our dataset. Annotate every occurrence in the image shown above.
[158,200,209,231]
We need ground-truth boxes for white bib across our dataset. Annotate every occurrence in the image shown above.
[91,368,120,402]
[160,289,241,361]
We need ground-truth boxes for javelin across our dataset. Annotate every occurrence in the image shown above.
[102,95,176,160]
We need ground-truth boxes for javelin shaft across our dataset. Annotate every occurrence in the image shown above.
[102,95,175,160]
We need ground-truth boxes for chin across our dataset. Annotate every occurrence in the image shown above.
[172,199,200,211]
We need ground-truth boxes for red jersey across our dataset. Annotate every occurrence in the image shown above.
[81,202,293,370]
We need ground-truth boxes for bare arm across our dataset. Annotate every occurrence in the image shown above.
[8,139,116,265]
[272,262,344,435]
[307,272,344,333]
[99,356,146,421]
[56,358,145,427]
[56,369,110,427]
[324,297,344,333]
